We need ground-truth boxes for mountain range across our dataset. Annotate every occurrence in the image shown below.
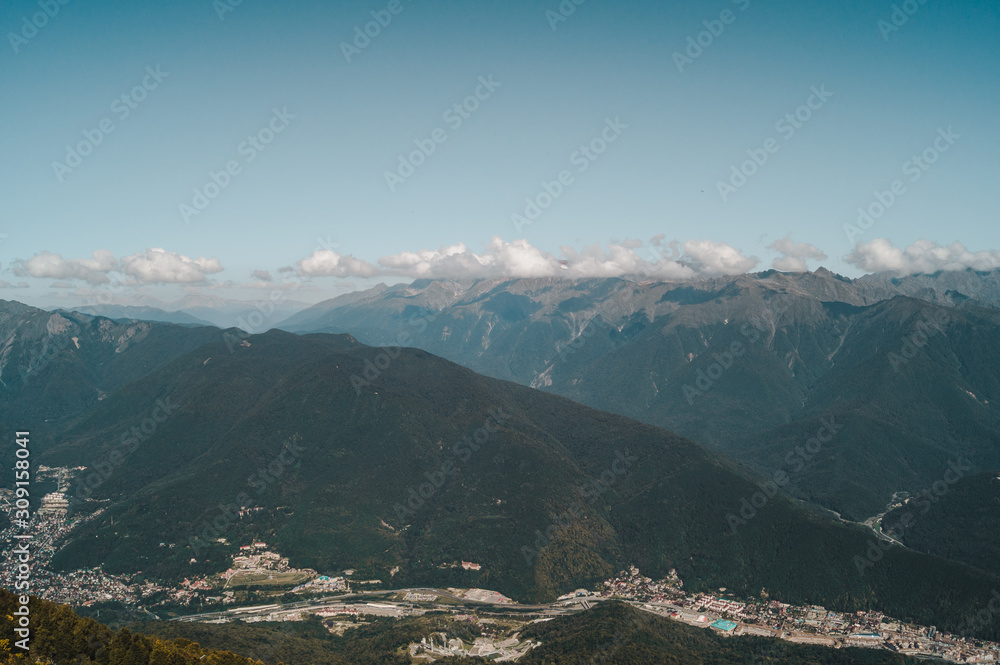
[0,300,225,445]
[1,268,999,643]
[0,297,993,639]
[277,269,1000,520]
[62,293,311,329]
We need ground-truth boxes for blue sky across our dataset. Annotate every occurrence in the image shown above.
[1,0,998,307]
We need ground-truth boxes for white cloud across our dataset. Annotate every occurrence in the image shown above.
[294,236,758,281]
[119,248,224,284]
[559,240,702,280]
[846,239,1000,274]
[13,248,225,286]
[297,250,380,278]
[0,280,29,289]
[13,250,117,285]
[378,238,555,279]
[682,240,759,277]
[251,269,273,282]
[768,235,828,272]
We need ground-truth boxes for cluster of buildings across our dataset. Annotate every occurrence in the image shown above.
[291,575,348,594]
[0,478,324,611]
[225,542,294,576]
[601,566,685,602]
[602,567,1000,663]
[37,465,86,492]
[37,492,70,516]
[410,630,538,661]
[36,567,165,607]
[0,511,167,607]
[164,578,224,605]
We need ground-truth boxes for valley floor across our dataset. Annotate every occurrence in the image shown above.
[161,568,1000,663]
[3,473,999,663]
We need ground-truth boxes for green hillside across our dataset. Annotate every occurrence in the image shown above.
[0,590,265,664]
[882,471,1000,579]
[37,330,1000,639]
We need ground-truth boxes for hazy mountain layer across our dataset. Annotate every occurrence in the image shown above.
[277,270,1000,519]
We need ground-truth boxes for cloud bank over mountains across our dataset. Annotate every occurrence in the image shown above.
[12,248,223,285]
[293,237,999,281]
[294,236,762,281]
[7,239,999,296]
[845,239,1000,274]
[768,236,828,272]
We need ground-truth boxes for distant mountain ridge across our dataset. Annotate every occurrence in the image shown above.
[277,269,1000,520]
[67,304,216,327]
[53,294,313,329]
[857,268,1000,308]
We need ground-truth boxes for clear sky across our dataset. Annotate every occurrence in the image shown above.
[1,0,998,307]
